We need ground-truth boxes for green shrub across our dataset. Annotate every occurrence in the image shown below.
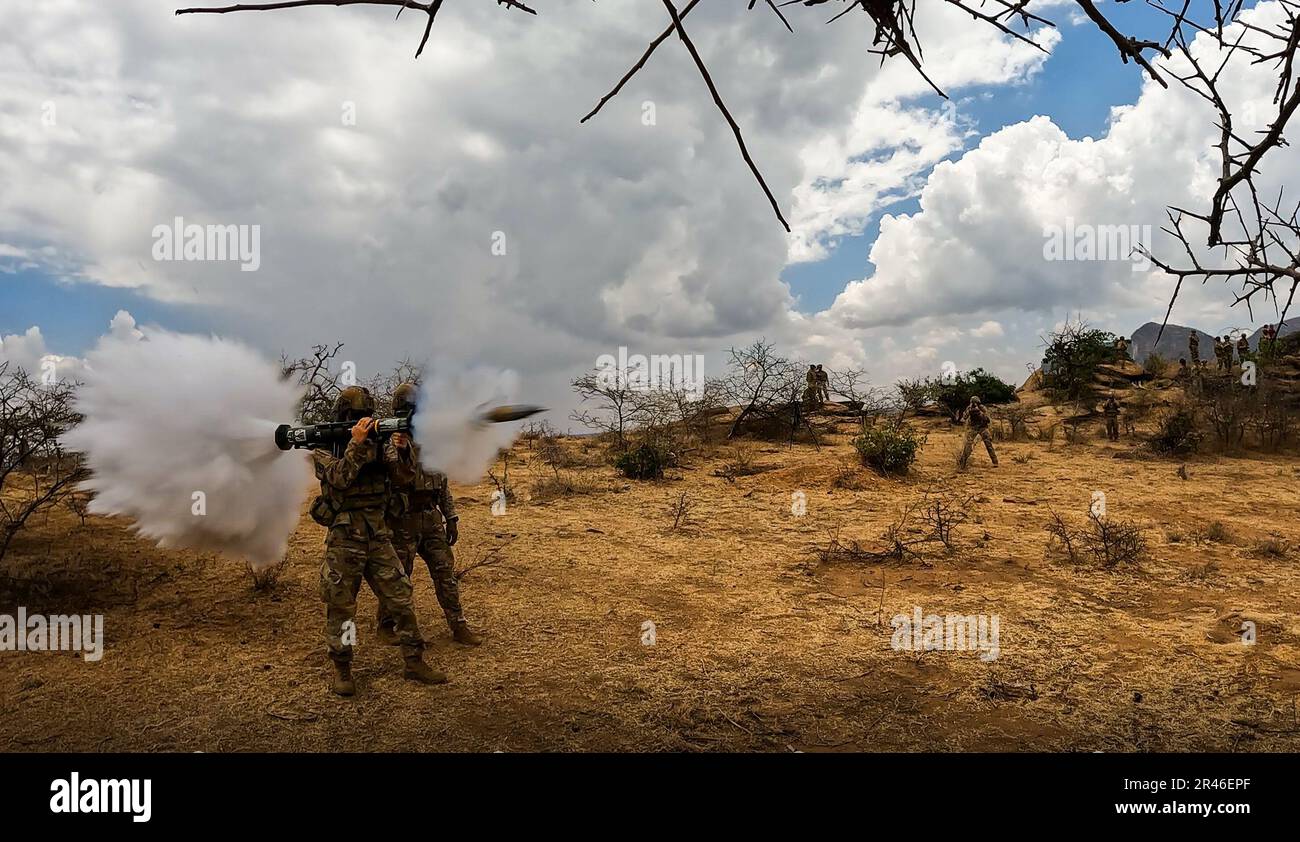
[615,442,668,480]
[1148,406,1201,455]
[853,422,924,475]
[1143,352,1170,377]
[931,368,1017,421]
[899,368,1017,421]
[1041,320,1116,402]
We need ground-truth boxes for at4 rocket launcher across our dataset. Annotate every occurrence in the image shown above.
[273,404,546,451]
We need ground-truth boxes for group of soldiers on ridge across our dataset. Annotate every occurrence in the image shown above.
[1180,327,1278,382]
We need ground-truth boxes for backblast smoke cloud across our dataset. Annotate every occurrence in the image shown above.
[64,330,312,570]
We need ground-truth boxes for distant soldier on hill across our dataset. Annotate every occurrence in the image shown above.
[1215,336,1230,371]
[1113,336,1130,363]
[815,364,831,403]
[1102,395,1120,441]
[958,396,997,470]
[1188,331,1199,363]
[1176,358,1190,381]
[1262,323,1278,351]
[804,365,819,407]
[1236,333,1250,366]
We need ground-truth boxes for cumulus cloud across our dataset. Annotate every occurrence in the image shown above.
[827,2,1297,337]
[1,0,1059,411]
[0,309,141,382]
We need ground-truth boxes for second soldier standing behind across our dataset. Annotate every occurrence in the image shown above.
[378,383,484,647]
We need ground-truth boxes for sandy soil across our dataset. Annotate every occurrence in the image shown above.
[3,413,1299,752]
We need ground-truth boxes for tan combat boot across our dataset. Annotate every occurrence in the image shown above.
[450,618,484,647]
[403,655,448,685]
[331,660,356,697]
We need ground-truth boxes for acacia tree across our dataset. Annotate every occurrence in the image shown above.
[0,363,87,563]
[570,367,646,451]
[1040,319,1117,404]
[280,341,345,423]
[719,339,801,438]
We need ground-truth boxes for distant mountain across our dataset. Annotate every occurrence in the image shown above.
[1128,323,1216,365]
[1128,318,1299,364]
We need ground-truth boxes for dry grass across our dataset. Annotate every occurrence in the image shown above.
[3,418,1300,752]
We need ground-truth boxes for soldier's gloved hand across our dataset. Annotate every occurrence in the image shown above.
[350,417,375,444]
[445,517,458,546]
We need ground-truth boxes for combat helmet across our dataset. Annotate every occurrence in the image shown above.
[333,386,376,422]
[392,382,419,417]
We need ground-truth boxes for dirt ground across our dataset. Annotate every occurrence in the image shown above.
[3,413,1300,752]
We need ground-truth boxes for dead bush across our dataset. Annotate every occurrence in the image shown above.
[247,557,289,592]
[713,445,763,482]
[1251,537,1292,559]
[1197,521,1234,544]
[529,469,600,503]
[811,501,937,565]
[665,491,692,532]
[831,459,869,490]
[994,405,1034,441]
[920,490,974,550]
[1045,508,1146,568]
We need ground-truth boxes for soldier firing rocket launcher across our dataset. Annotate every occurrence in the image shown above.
[274,404,546,451]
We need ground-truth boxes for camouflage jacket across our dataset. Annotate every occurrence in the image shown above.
[966,405,991,430]
[1103,399,1120,418]
[390,443,457,522]
[312,438,414,534]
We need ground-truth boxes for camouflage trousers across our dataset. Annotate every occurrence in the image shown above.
[379,511,464,630]
[1105,417,1120,440]
[320,517,424,662]
[959,427,997,468]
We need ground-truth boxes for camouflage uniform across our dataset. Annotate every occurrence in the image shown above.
[377,382,482,646]
[1102,396,1120,441]
[816,366,831,403]
[313,436,424,664]
[380,450,476,638]
[1236,335,1250,366]
[958,397,997,469]
[1188,332,1199,364]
